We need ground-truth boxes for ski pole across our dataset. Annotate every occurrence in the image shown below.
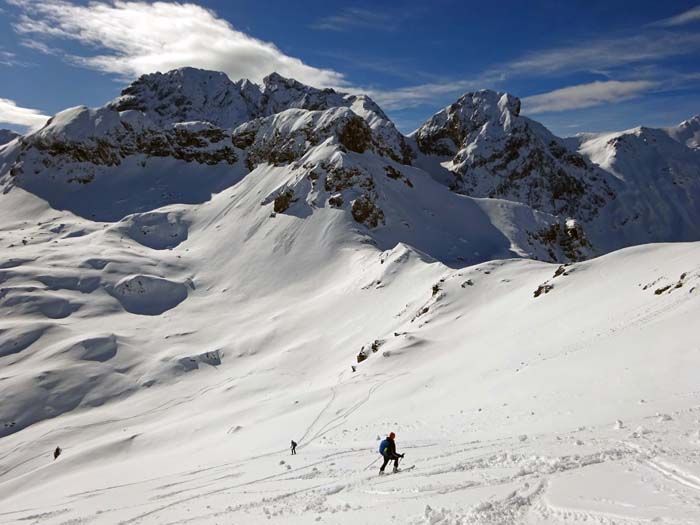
[364,456,381,471]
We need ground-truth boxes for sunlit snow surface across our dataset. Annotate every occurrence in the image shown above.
[0,180,699,523]
[0,69,699,524]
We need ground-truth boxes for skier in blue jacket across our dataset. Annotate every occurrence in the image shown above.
[378,432,404,474]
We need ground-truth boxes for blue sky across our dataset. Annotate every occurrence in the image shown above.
[1,0,699,136]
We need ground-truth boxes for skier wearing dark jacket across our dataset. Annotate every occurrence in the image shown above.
[378,432,403,473]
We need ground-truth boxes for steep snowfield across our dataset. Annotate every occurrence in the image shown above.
[574,126,700,251]
[1,68,700,524]
[0,176,699,523]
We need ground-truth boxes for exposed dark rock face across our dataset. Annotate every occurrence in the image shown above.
[351,195,385,228]
[273,190,295,213]
[338,116,372,153]
[528,221,593,262]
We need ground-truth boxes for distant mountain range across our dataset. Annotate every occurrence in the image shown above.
[1,67,698,264]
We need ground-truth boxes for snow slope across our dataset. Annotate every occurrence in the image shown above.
[0,68,699,524]
[574,125,700,251]
[0,186,698,523]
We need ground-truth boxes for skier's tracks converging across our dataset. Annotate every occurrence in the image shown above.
[297,371,407,450]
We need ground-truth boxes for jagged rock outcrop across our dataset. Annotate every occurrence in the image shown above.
[1,67,698,262]
[414,90,614,221]
[7,107,238,186]
[527,219,593,262]
[233,107,401,171]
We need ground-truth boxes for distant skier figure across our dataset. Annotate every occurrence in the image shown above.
[290,440,297,455]
[378,432,403,474]
[53,446,62,461]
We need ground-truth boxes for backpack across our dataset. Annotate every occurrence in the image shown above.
[379,438,389,455]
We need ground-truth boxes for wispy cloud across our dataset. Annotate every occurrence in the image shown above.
[10,0,348,88]
[651,5,700,28]
[503,32,700,76]
[312,7,402,32]
[365,78,492,111]
[367,27,700,112]
[0,48,30,67]
[19,39,57,55]
[521,80,657,114]
[0,50,17,66]
[0,97,49,130]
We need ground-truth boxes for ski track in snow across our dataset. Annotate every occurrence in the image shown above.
[4,406,700,524]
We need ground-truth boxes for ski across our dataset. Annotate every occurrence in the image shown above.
[379,465,415,476]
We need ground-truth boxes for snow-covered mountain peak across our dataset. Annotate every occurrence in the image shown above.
[262,71,322,93]
[413,89,612,222]
[259,72,390,124]
[106,67,393,136]
[109,67,261,129]
[667,114,700,149]
[413,89,521,157]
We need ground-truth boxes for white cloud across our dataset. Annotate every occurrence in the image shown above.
[521,80,657,114]
[652,6,700,27]
[11,0,347,88]
[0,98,49,130]
[312,8,400,32]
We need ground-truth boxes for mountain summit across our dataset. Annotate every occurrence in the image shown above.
[1,68,699,261]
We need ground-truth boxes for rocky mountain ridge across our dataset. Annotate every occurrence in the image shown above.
[1,67,698,263]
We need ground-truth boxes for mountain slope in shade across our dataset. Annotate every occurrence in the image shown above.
[573,125,700,250]
[0,128,20,146]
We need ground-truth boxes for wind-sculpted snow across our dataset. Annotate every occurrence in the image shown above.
[116,211,189,250]
[0,229,698,521]
[61,335,118,362]
[109,275,190,315]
